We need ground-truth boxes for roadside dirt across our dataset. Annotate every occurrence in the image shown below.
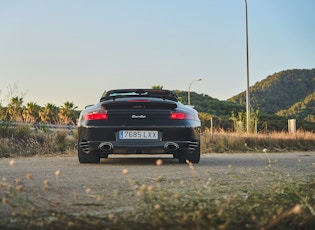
[1,153,314,218]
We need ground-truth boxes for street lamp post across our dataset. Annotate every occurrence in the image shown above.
[245,0,250,133]
[188,78,202,105]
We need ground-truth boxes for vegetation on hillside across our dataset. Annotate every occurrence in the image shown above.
[228,69,315,115]
[175,89,315,132]
[176,91,244,116]
[176,90,247,131]
[277,91,315,122]
[175,69,315,131]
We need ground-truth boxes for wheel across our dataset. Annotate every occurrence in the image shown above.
[178,150,188,163]
[178,145,200,164]
[78,147,100,163]
[187,145,200,163]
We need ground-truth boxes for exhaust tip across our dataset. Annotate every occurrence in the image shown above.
[99,142,113,152]
[164,142,179,152]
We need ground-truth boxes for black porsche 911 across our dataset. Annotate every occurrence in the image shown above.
[77,89,201,164]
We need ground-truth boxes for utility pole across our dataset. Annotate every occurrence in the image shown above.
[245,0,250,133]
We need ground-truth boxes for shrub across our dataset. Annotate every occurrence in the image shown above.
[15,125,32,140]
[0,121,13,138]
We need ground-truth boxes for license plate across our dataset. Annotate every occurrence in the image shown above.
[119,130,158,140]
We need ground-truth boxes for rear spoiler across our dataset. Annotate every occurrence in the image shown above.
[101,99,178,110]
[100,89,178,102]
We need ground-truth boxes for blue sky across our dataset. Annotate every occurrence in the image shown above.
[1,0,314,109]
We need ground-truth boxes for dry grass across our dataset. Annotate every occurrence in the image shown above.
[1,123,314,158]
[201,129,315,153]
[0,125,77,157]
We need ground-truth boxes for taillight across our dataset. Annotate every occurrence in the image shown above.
[84,113,108,120]
[170,112,193,120]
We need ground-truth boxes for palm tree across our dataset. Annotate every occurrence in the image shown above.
[0,104,7,120]
[7,96,24,122]
[58,101,78,125]
[151,85,163,89]
[22,102,41,123]
[39,103,59,124]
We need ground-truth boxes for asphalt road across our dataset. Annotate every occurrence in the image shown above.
[1,152,314,217]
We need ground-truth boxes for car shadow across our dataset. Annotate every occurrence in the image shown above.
[99,155,180,165]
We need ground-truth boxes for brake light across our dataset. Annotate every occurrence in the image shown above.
[128,100,150,102]
[170,112,194,120]
[170,112,185,119]
[84,113,108,120]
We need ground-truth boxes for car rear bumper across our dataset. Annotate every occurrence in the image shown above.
[78,125,200,155]
[79,139,199,155]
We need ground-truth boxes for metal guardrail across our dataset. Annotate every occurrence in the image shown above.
[0,121,77,133]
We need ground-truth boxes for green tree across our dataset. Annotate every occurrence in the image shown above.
[230,109,259,133]
[199,112,212,129]
[230,111,245,132]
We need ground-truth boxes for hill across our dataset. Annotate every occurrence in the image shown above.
[227,69,315,117]
[175,90,244,116]
[276,91,315,122]
[174,68,315,131]
[173,91,243,130]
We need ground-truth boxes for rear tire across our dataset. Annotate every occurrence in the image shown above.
[178,145,200,164]
[78,148,100,163]
[188,145,200,163]
[178,150,188,163]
